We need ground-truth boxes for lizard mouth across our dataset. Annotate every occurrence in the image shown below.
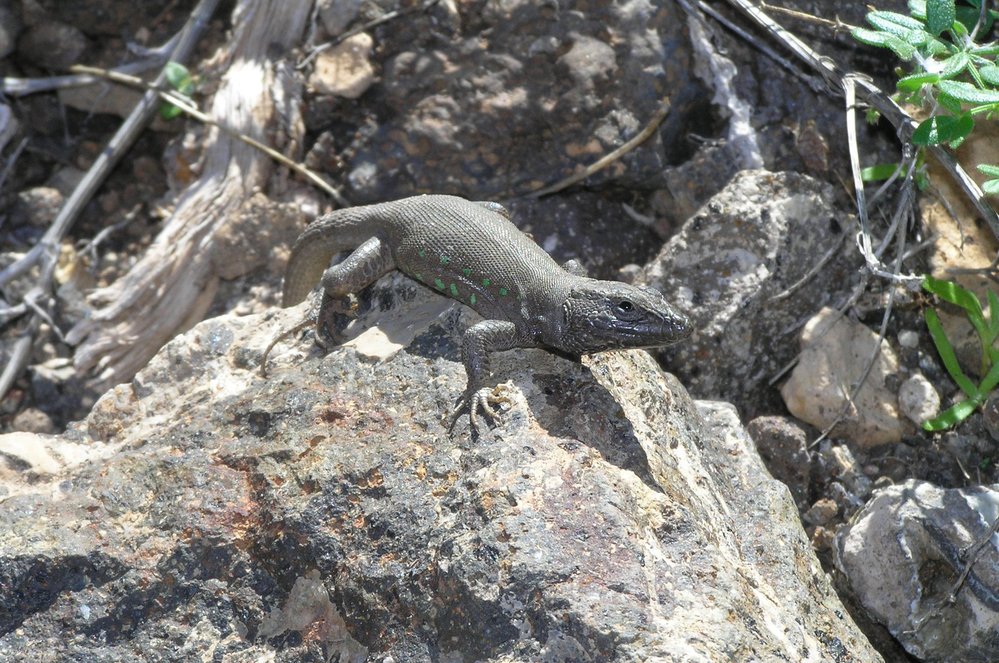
[580,310,692,351]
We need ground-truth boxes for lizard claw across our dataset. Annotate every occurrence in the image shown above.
[448,384,513,435]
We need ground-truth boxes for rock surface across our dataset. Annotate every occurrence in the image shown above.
[647,169,861,416]
[345,0,707,200]
[0,294,882,661]
[746,415,815,510]
[836,480,999,662]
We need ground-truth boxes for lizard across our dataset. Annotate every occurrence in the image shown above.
[279,194,692,432]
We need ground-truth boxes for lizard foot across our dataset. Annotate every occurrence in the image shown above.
[449,384,514,435]
[315,293,357,350]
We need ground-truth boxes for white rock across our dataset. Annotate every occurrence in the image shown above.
[309,32,375,99]
[780,307,903,447]
[898,373,940,426]
[836,480,999,661]
[897,329,919,348]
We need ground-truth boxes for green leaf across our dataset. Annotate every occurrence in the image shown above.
[925,275,994,358]
[949,15,970,38]
[978,164,999,177]
[937,51,969,78]
[852,28,918,60]
[898,71,941,91]
[163,62,193,94]
[984,179,999,195]
[911,113,974,145]
[971,44,999,57]
[936,91,964,114]
[978,355,999,393]
[159,104,182,120]
[925,37,952,56]
[924,275,985,320]
[927,0,957,35]
[915,169,931,190]
[909,0,927,20]
[924,306,980,397]
[980,64,999,86]
[988,290,999,337]
[864,11,935,47]
[868,10,926,33]
[861,163,901,182]
[922,399,980,430]
[938,80,999,104]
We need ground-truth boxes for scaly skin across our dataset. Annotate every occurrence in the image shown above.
[282,194,691,432]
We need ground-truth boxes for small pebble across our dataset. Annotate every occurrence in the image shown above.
[803,498,839,526]
[898,373,940,426]
[809,526,835,552]
[897,330,920,348]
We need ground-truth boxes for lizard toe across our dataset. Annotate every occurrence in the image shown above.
[449,385,514,436]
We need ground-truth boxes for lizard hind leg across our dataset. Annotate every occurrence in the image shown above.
[315,236,396,346]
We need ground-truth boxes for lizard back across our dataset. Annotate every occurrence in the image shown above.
[283,195,569,324]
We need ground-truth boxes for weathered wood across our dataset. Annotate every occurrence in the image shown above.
[67,0,313,384]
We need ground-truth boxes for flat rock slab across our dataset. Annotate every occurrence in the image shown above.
[0,299,881,661]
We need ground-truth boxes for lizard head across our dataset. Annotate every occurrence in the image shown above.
[559,280,691,355]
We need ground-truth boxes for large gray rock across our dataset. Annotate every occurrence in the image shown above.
[0,290,881,661]
[646,169,861,416]
[836,480,999,662]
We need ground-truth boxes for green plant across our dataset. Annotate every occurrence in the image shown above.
[852,0,999,187]
[161,62,195,120]
[921,275,999,430]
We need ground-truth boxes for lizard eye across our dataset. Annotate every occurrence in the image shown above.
[616,300,634,312]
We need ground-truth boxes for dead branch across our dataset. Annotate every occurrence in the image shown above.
[525,97,672,199]
[64,0,315,386]
[0,0,221,402]
[67,64,348,206]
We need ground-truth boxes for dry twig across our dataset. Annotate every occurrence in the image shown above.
[525,97,672,198]
[68,64,348,206]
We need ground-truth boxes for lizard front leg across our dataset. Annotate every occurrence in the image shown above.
[450,319,523,434]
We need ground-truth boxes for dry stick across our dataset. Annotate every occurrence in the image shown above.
[0,36,177,97]
[0,0,221,403]
[718,0,999,244]
[0,136,28,193]
[757,1,855,32]
[68,64,349,207]
[525,97,671,199]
